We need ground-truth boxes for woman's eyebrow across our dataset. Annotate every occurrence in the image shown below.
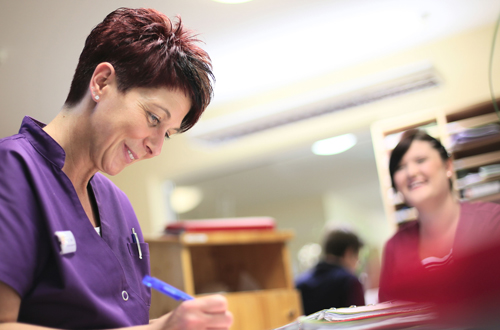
[155,104,172,119]
[154,104,183,133]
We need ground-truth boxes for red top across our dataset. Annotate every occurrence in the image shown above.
[378,201,500,326]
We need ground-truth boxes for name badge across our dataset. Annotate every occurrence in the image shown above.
[55,231,77,254]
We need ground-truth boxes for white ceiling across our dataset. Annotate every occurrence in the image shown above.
[1,0,499,219]
[1,0,499,138]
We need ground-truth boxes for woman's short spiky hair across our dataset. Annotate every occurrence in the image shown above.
[65,7,214,132]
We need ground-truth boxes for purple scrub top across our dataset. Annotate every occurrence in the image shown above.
[0,117,151,328]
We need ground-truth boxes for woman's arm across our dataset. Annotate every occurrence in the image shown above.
[0,280,20,324]
[0,281,232,330]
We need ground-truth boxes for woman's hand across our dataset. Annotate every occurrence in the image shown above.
[0,281,20,324]
[0,281,233,330]
[154,295,233,330]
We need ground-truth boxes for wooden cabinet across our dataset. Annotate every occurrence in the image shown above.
[371,99,500,227]
[146,230,302,330]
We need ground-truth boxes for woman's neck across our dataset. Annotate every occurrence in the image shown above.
[417,193,461,258]
[417,193,460,238]
[43,103,97,193]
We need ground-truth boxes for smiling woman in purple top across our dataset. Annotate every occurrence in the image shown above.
[0,7,232,330]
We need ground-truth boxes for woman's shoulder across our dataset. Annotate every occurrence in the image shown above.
[0,132,30,155]
[392,220,419,238]
[384,220,419,250]
[460,201,500,222]
[458,201,500,236]
[0,133,41,175]
[455,201,500,255]
[461,200,500,212]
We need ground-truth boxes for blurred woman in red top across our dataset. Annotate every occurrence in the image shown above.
[379,129,500,318]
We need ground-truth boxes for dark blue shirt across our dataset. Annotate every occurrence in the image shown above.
[295,261,365,315]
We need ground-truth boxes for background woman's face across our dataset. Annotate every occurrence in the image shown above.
[393,140,450,208]
[90,86,191,176]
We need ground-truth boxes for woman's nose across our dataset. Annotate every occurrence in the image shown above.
[406,162,418,176]
[145,134,164,157]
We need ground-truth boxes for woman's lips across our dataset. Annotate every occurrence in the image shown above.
[124,144,137,163]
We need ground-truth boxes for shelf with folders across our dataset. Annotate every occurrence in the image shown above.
[446,100,500,204]
[371,98,500,227]
[455,162,500,203]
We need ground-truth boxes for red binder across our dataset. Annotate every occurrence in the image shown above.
[165,217,275,234]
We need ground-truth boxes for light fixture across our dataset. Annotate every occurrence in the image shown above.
[170,186,204,214]
[311,133,357,156]
[212,0,252,3]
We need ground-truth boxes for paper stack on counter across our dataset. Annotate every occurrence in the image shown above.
[274,301,436,330]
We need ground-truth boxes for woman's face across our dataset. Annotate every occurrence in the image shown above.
[90,86,191,176]
[393,140,451,208]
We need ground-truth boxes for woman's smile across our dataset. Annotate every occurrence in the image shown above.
[124,144,138,163]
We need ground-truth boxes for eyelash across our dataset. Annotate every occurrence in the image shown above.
[148,112,160,125]
[147,111,170,140]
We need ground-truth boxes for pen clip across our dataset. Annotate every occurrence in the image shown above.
[132,228,142,259]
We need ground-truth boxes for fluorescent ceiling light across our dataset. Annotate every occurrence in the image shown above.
[212,0,252,3]
[312,133,357,156]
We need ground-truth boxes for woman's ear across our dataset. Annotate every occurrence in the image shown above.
[445,158,455,191]
[89,62,115,102]
[445,158,454,175]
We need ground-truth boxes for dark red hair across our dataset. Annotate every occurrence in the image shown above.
[65,7,214,132]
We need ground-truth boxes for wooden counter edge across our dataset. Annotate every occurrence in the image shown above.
[145,229,295,245]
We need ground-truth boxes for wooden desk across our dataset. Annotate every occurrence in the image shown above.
[146,230,302,330]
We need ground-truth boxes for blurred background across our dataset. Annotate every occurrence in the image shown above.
[1,0,500,281]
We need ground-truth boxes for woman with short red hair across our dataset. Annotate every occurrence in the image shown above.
[0,7,232,330]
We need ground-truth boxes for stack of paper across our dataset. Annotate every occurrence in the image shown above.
[274,301,436,330]
[450,123,500,148]
[460,181,500,200]
[479,164,500,178]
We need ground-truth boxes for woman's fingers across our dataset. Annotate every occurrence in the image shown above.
[160,294,233,330]
[193,295,229,314]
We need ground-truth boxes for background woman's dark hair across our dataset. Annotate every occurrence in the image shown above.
[323,229,363,258]
[65,7,214,132]
[389,129,451,190]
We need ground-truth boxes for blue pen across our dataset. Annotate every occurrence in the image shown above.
[142,275,194,301]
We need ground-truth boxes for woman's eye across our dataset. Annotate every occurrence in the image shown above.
[148,112,160,125]
[164,131,170,140]
[416,157,426,164]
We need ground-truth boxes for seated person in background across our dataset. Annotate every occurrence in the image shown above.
[379,129,500,327]
[295,228,365,315]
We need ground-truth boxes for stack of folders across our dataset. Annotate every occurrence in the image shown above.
[274,301,437,330]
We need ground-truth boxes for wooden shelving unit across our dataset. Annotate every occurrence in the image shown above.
[371,99,500,227]
[146,230,302,330]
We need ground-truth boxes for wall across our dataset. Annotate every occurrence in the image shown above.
[110,23,500,249]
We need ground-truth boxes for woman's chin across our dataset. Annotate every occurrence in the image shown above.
[102,165,124,176]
